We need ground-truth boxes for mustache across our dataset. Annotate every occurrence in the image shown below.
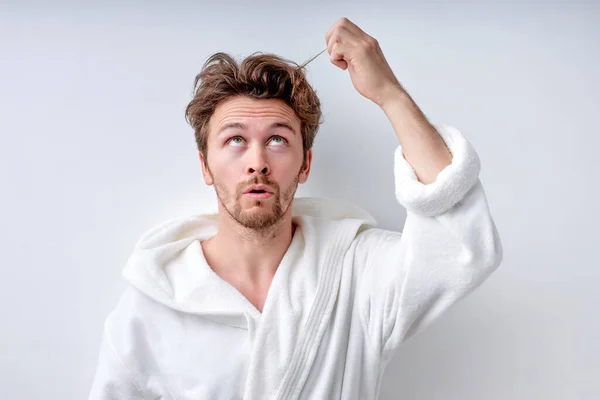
[236,176,280,196]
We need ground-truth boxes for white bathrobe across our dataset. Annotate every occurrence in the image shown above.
[89,124,503,400]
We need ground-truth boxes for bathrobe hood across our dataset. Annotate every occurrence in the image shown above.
[122,196,377,322]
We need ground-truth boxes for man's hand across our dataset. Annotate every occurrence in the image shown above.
[325,17,404,108]
[326,17,453,184]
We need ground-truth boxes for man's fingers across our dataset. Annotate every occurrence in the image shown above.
[326,25,360,57]
[325,17,361,43]
[324,18,343,46]
[325,17,372,71]
[325,18,361,52]
[330,42,349,70]
[337,17,365,37]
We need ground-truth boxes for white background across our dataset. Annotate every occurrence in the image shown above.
[1,1,599,399]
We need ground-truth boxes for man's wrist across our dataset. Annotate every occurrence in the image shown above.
[377,83,409,111]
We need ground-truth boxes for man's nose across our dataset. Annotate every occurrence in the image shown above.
[246,146,270,175]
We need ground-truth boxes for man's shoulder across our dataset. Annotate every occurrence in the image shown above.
[105,286,175,332]
[350,226,404,258]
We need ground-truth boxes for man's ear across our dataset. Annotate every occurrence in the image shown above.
[298,149,312,184]
[199,151,214,186]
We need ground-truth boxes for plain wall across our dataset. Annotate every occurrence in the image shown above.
[1,1,599,398]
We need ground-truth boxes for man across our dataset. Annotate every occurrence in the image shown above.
[89,17,502,400]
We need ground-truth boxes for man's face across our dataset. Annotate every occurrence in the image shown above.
[200,96,312,231]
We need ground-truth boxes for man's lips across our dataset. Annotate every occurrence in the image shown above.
[244,191,273,199]
[243,184,273,194]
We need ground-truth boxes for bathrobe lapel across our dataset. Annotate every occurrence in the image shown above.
[242,215,366,400]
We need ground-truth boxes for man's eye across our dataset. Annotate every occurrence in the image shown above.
[228,136,244,146]
[269,136,287,146]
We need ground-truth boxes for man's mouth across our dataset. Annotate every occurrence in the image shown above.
[244,190,273,199]
[244,184,274,195]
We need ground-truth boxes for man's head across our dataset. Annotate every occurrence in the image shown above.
[185,52,323,231]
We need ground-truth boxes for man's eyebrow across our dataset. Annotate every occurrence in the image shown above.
[270,122,297,135]
[217,122,246,136]
[217,122,297,136]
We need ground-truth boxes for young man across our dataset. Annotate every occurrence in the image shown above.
[89,18,502,400]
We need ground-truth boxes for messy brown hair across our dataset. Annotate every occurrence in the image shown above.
[185,52,323,164]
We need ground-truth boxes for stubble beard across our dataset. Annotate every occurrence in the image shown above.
[210,168,301,231]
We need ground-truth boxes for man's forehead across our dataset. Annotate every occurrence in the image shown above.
[211,97,301,133]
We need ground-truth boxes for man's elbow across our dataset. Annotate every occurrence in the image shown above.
[477,221,504,274]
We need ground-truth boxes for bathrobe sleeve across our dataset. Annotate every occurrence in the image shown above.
[88,323,147,399]
[353,124,503,361]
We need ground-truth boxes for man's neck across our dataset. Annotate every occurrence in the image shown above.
[201,210,296,285]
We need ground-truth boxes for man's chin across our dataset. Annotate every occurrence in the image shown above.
[229,195,288,230]
[241,206,275,219]
[237,212,280,230]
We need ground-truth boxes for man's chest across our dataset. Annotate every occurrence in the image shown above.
[138,312,253,398]
[215,271,274,314]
